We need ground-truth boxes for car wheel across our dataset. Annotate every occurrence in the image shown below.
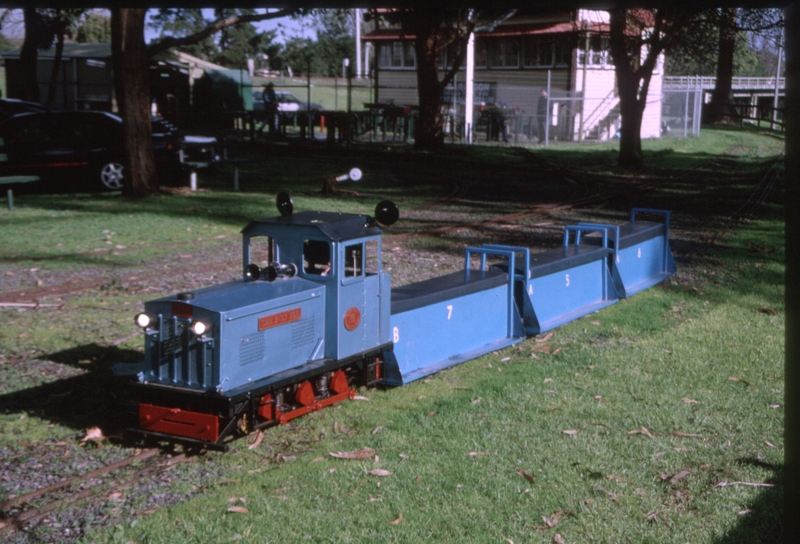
[98,161,124,190]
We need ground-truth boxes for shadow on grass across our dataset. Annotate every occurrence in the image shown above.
[712,458,783,544]
[0,344,141,436]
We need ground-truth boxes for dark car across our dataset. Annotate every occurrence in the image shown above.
[0,98,49,122]
[0,111,205,191]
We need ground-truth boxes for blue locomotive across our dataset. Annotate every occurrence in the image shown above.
[127,195,675,450]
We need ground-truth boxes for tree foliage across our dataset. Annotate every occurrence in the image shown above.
[75,11,111,43]
[608,8,700,168]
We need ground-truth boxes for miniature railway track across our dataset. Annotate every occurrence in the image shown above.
[678,156,782,261]
[0,448,188,536]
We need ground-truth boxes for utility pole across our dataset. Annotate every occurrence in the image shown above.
[355,8,362,79]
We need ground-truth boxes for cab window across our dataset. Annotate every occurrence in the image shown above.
[304,240,331,276]
[344,243,363,278]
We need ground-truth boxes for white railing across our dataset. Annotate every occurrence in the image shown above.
[664,76,785,91]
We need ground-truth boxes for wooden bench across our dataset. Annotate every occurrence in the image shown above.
[0,175,40,211]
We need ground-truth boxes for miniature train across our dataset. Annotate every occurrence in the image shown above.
[125,194,675,450]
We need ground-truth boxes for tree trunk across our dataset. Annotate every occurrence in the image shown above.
[705,8,738,124]
[609,9,645,169]
[412,17,446,152]
[414,27,445,152]
[111,9,159,197]
[19,8,46,103]
[44,28,65,109]
[616,77,645,169]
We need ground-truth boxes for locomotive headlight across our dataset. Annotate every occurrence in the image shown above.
[135,312,156,329]
[190,320,211,336]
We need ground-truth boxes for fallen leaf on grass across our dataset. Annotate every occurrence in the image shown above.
[738,509,753,515]
[715,481,776,488]
[536,332,554,343]
[330,447,375,459]
[367,497,382,503]
[248,430,264,450]
[681,398,700,404]
[227,506,249,514]
[552,347,562,355]
[669,470,692,484]
[563,429,578,435]
[541,509,573,528]
[81,426,105,443]
[310,456,325,463]
[371,426,385,435]
[353,395,370,401]
[671,431,702,438]
[469,451,491,457]
[388,513,403,525]
[595,486,618,501]
[552,534,565,544]
[427,410,436,417]
[765,440,776,448]
[516,470,536,484]
[370,469,393,476]
[628,427,655,439]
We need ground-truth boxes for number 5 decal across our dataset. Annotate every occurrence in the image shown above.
[565,273,570,287]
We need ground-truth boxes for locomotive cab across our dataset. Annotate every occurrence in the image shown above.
[241,210,392,361]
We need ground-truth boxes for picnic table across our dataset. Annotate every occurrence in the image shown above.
[0,175,39,211]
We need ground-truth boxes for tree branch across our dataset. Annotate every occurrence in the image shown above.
[147,8,300,58]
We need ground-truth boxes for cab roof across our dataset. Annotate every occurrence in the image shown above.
[242,211,383,242]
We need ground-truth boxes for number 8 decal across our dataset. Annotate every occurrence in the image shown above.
[393,327,400,343]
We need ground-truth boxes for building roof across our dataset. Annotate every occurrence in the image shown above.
[364,20,609,41]
[2,42,111,60]
[2,43,228,74]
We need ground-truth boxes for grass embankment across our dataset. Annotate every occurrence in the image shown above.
[0,127,785,543]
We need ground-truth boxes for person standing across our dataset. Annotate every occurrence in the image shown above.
[537,88,548,143]
[258,83,279,136]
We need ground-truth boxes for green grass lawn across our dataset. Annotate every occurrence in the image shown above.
[0,127,785,543]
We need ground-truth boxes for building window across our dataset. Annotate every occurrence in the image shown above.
[488,38,519,68]
[522,36,572,68]
[577,36,612,67]
[474,38,488,68]
[378,42,416,70]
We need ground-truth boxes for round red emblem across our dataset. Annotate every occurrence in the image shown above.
[344,307,361,331]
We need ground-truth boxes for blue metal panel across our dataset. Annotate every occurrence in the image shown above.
[383,247,524,386]
[487,225,617,336]
[578,209,676,298]
[385,277,521,386]
[139,278,326,394]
